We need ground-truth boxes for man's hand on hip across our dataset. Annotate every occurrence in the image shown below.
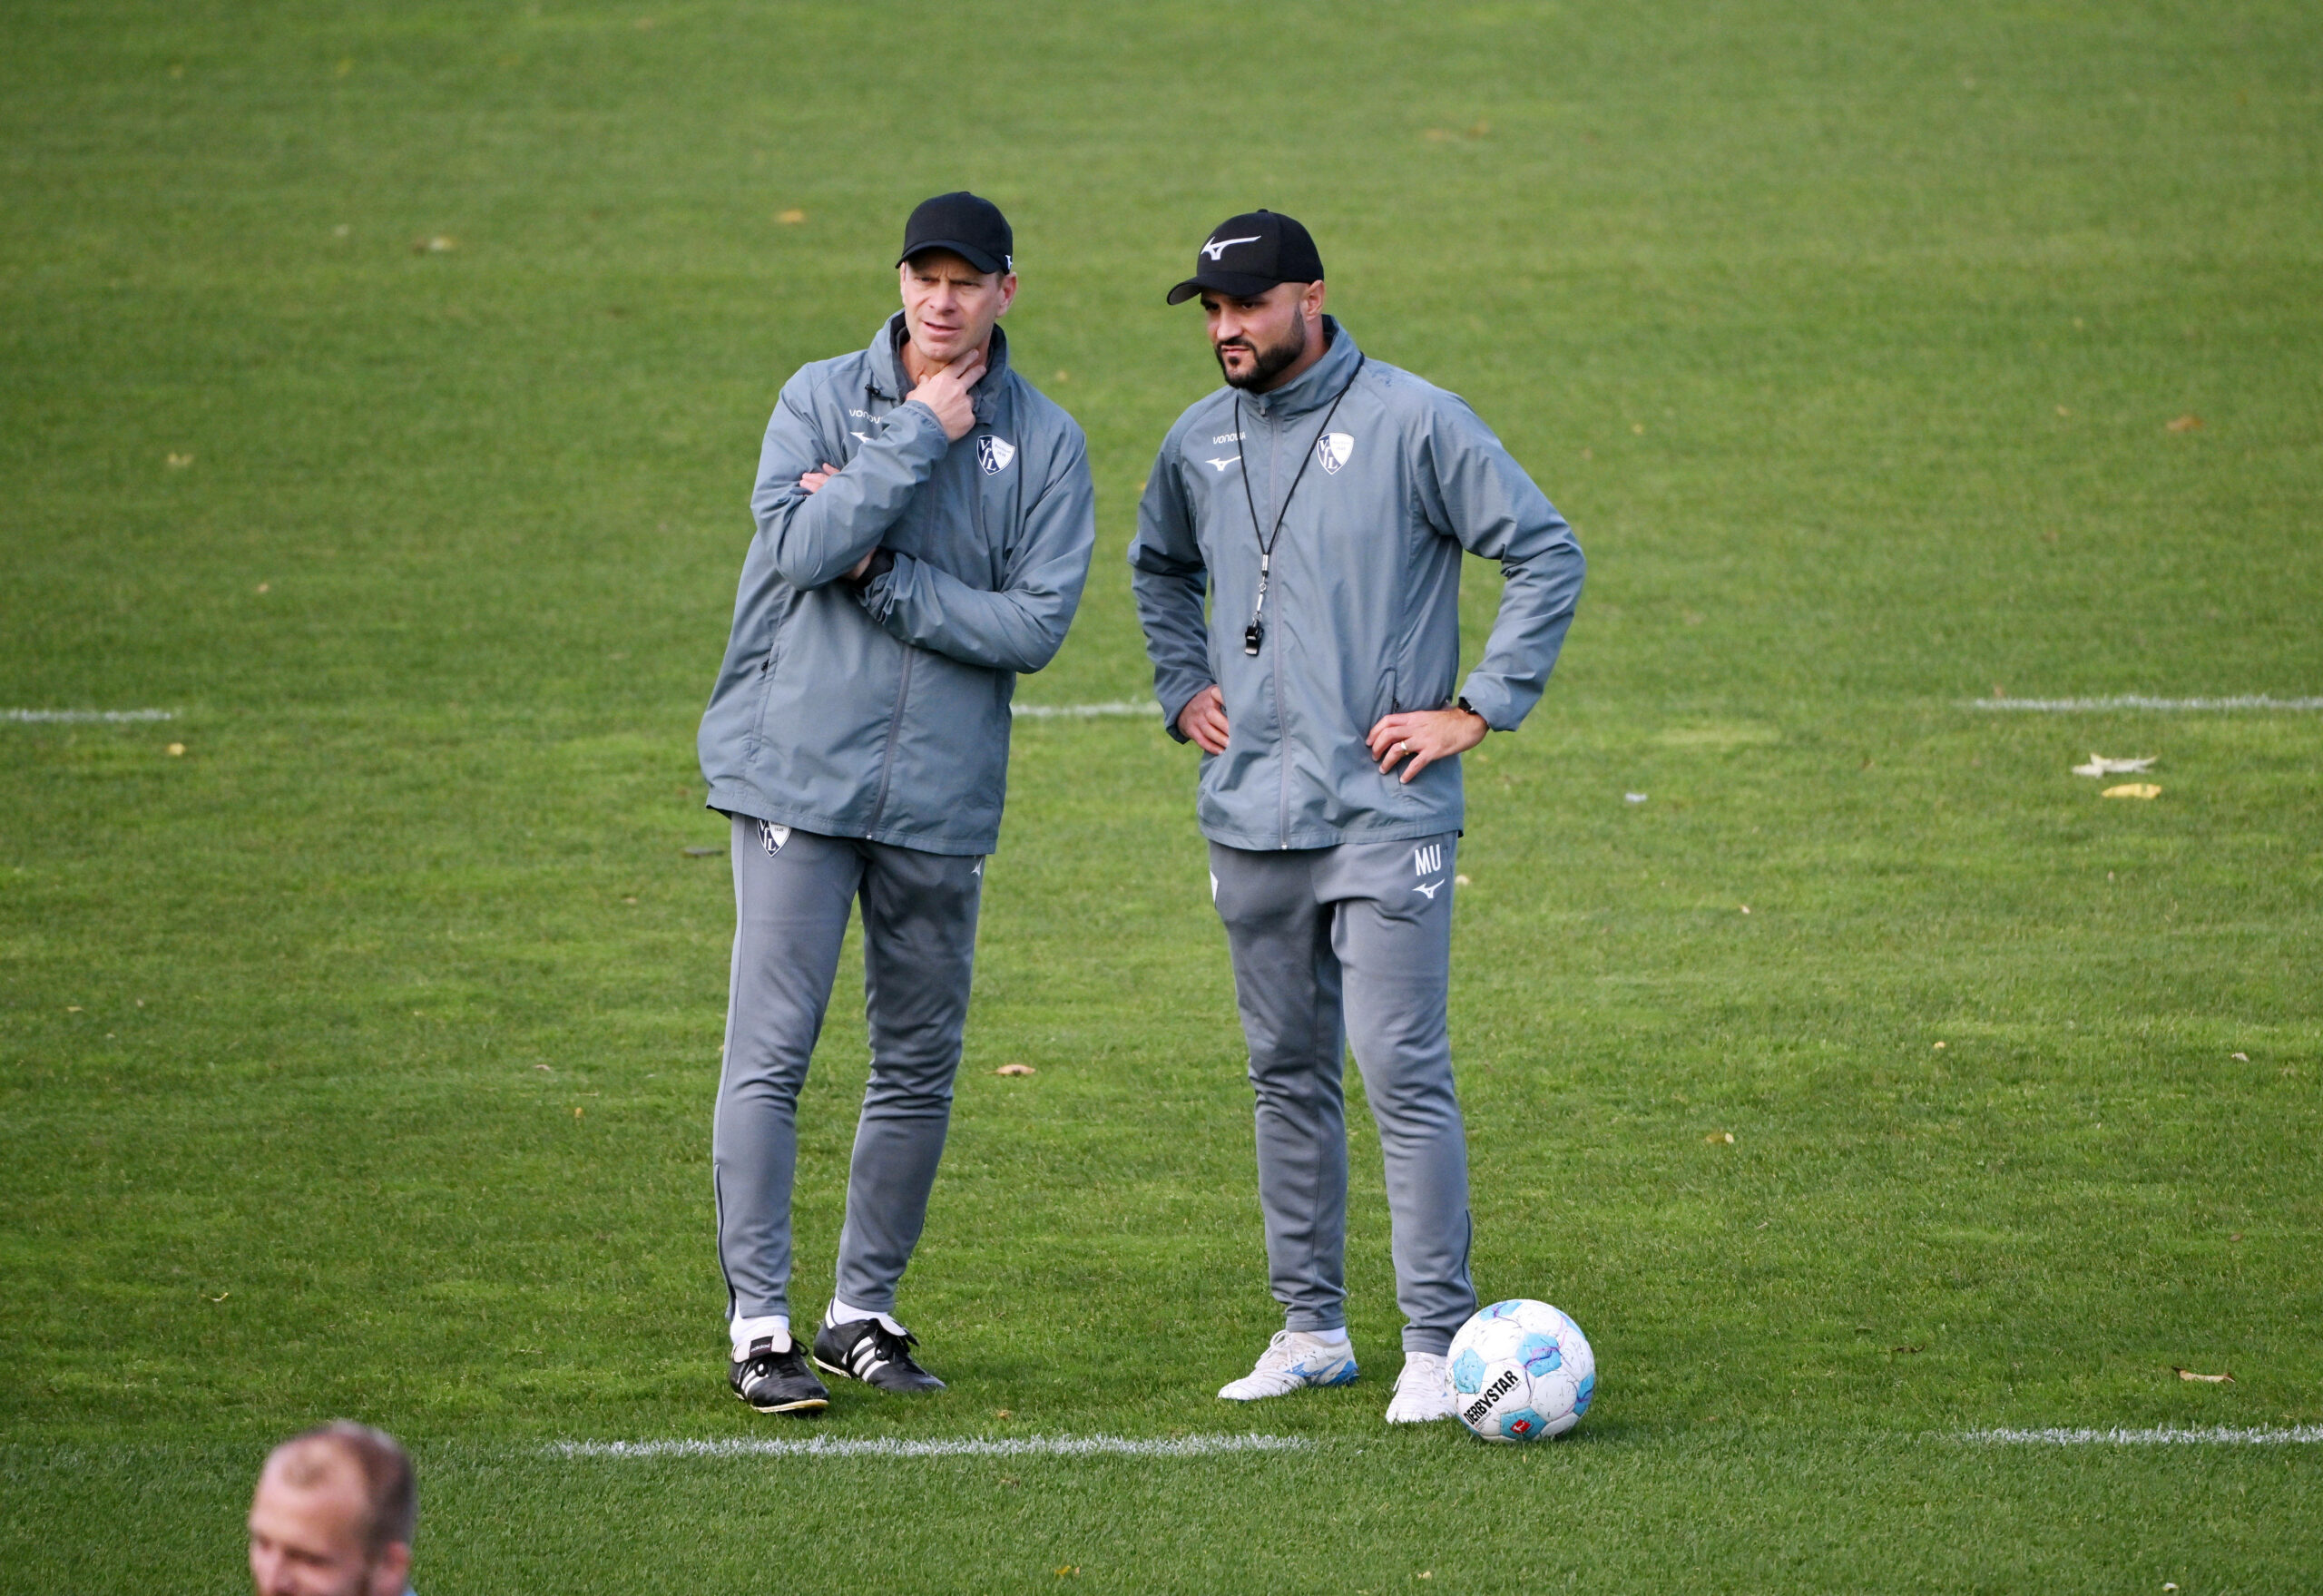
[1368,706,1486,783]
[1178,684,1230,754]
[907,349,986,442]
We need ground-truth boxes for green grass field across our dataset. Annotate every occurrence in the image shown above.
[5,1,2321,1590]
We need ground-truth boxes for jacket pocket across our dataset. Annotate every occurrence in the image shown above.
[1369,669,1402,727]
[741,603,795,766]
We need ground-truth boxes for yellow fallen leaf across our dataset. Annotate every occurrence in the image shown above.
[777,209,806,224]
[166,453,193,468]
[1705,1131,1733,1145]
[995,1062,1035,1077]
[208,1290,229,1302]
[413,234,457,254]
[573,1105,584,1119]
[2165,414,2202,432]
[994,1408,1012,1419]
[1455,874,1472,886]
[2173,1366,2232,1383]
[2230,1052,2249,1062]
[2102,783,2161,799]
[1934,1041,1946,1050]
[167,742,185,756]
[255,582,270,593]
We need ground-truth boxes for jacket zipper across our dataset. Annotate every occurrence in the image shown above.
[1269,406,1291,848]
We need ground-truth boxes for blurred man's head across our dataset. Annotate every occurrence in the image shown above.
[248,1423,415,1596]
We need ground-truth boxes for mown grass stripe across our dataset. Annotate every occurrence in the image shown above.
[548,1434,1310,1460]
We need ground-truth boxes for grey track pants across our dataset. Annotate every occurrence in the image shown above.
[712,815,983,1323]
[1209,833,1476,1355]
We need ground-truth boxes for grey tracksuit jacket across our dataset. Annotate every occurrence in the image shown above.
[1127,320,1584,850]
[698,314,1096,855]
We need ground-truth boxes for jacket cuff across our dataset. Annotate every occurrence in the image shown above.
[1158,681,1209,744]
[897,399,954,455]
[1456,678,1514,731]
[856,549,907,617]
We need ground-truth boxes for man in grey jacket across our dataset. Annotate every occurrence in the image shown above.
[700,192,1095,1414]
[1129,211,1583,1423]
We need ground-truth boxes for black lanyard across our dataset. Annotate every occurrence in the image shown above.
[1233,354,1365,655]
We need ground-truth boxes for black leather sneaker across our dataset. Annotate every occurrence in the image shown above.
[730,1337,829,1414]
[812,1317,946,1393]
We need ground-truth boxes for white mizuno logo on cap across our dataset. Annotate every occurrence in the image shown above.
[1200,234,1260,261]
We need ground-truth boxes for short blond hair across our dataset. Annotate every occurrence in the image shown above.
[267,1422,417,1554]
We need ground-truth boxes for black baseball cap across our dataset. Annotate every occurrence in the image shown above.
[1166,210,1324,305]
[897,191,1014,276]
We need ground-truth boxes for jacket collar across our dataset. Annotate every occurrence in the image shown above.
[1243,316,1360,421]
[867,311,1010,425]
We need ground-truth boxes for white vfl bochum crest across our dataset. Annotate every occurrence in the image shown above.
[1318,431,1355,475]
[977,436,1017,475]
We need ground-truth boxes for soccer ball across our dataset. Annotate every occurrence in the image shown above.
[1446,1299,1595,1442]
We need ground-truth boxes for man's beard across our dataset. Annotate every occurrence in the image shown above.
[1215,318,1308,391]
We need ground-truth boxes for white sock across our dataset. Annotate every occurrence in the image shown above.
[827,1297,908,1337]
[730,1314,789,1360]
[1298,1326,1352,1347]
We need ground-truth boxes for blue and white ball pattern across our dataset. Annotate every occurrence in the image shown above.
[1446,1299,1596,1442]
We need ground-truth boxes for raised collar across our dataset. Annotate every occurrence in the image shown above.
[1242,316,1361,421]
[866,310,1010,425]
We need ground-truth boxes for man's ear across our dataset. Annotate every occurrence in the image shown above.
[368,1542,411,1596]
[995,272,1019,318]
[1304,279,1328,321]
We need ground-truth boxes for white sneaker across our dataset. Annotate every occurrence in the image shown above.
[1384,1350,1456,1424]
[1217,1329,1359,1401]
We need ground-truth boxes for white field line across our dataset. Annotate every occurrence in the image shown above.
[1965,1425,2323,1445]
[549,1433,1309,1461]
[1966,696,2323,712]
[1010,700,1152,720]
[3,708,177,723]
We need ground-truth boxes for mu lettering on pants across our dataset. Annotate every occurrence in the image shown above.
[1208,832,1476,1355]
[712,815,982,1322]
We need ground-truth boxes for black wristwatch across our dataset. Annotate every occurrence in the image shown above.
[848,548,896,588]
[1456,696,1488,730]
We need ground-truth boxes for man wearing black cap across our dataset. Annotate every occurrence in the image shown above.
[699,191,1095,1414]
[1129,211,1584,1423]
